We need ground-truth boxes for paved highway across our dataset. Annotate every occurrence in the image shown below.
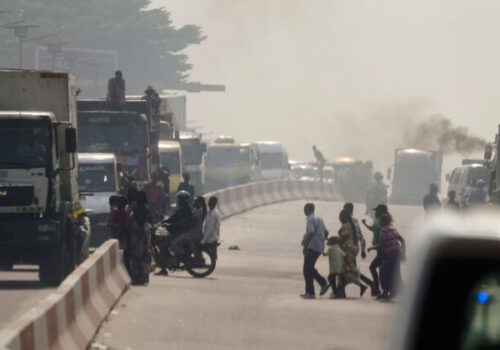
[0,266,55,328]
[92,200,424,349]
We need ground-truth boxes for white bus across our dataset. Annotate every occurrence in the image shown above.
[256,141,289,181]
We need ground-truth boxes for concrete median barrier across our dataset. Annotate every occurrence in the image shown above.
[205,180,340,219]
[0,239,130,350]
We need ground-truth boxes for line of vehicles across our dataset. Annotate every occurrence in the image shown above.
[2,67,497,288]
[0,69,296,285]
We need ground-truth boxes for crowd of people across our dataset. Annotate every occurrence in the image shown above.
[107,170,220,284]
[423,180,487,217]
[300,202,405,301]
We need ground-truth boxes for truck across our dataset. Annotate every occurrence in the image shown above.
[205,137,261,192]
[0,69,81,285]
[329,156,373,202]
[256,141,289,181]
[78,153,119,247]
[179,131,206,195]
[77,90,162,189]
[390,148,442,205]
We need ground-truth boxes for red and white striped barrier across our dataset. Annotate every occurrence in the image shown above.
[0,240,130,350]
[205,180,340,219]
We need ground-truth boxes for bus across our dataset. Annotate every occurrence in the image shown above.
[205,139,260,192]
[256,141,289,180]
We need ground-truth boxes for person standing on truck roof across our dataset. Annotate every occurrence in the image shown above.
[423,183,441,216]
[107,70,126,110]
[312,145,326,182]
[178,173,195,198]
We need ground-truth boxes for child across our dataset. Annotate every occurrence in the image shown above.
[325,236,345,298]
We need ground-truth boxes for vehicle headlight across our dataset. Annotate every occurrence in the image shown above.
[38,223,57,232]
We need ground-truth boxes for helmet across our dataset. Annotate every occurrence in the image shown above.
[475,179,486,187]
[176,190,191,208]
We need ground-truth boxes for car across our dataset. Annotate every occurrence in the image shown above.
[291,163,318,181]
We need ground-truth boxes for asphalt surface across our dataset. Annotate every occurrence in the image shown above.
[92,200,424,350]
[0,266,55,328]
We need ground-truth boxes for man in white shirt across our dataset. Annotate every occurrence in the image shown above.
[201,197,220,245]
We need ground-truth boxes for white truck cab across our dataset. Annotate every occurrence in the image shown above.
[78,153,119,247]
[256,141,289,181]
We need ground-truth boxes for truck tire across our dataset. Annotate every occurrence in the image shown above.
[40,241,65,286]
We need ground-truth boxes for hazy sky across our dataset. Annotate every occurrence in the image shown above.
[152,0,499,173]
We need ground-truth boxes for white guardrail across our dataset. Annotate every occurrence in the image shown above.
[0,240,130,350]
[204,180,340,219]
[0,180,337,350]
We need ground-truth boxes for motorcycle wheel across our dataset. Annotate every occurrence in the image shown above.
[186,248,216,278]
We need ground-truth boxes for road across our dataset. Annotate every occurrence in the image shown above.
[0,267,54,328]
[92,200,424,350]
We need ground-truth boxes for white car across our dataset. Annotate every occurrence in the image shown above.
[291,164,318,181]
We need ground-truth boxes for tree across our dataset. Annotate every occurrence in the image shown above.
[0,0,205,91]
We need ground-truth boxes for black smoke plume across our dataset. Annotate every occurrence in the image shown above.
[405,115,487,155]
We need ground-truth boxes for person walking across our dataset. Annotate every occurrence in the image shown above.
[445,190,460,210]
[178,172,195,198]
[337,209,368,298]
[126,191,151,285]
[312,145,326,182]
[344,203,376,294]
[365,172,387,217]
[423,183,441,216]
[377,214,406,300]
[300,203,329,299]
[324,236,344,298]
[201,197,221,245]
[361,204,388,296]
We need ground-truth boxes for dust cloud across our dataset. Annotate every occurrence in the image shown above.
[155,0,500,173]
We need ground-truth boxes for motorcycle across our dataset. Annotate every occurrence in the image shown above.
[150,228,218,278]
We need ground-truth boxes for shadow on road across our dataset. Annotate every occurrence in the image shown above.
[0,280,50,290]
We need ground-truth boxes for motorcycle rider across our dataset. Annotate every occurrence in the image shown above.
[156,191,194,275]
[365,172,387,217]
[170,196,207,256]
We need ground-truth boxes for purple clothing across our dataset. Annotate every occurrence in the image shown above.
[379,225,402,256]
[379,225,403,293]
[380,250,402,292]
